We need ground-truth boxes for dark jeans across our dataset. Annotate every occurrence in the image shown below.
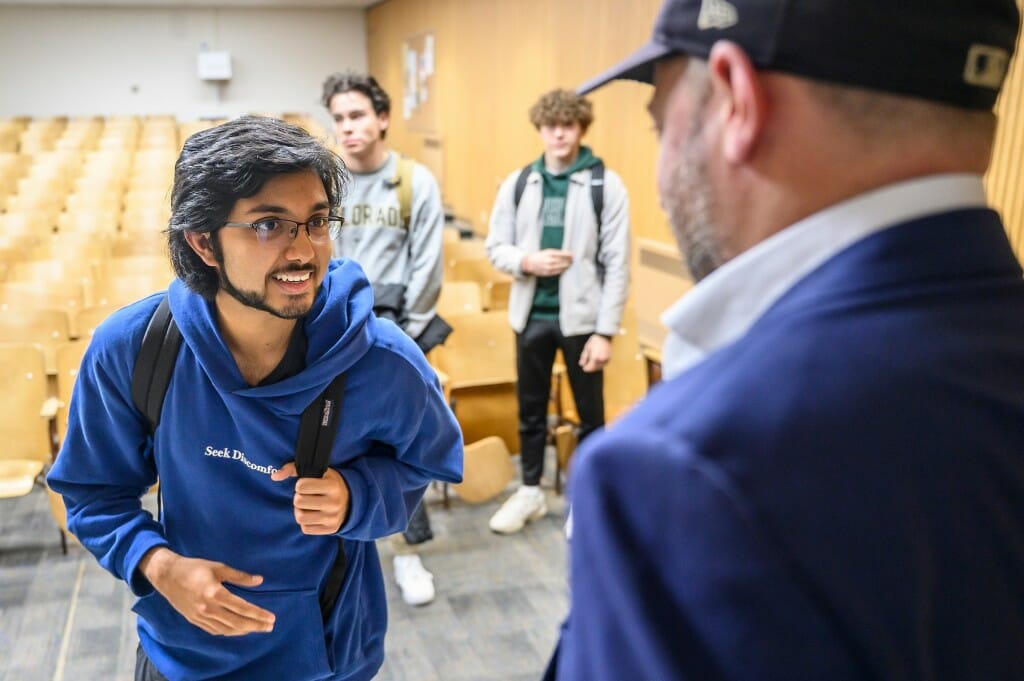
[516,319,604,486]
[135,645,168,681]
[403,499,433,545]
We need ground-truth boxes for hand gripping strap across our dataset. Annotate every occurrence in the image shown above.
[293,373,349,618]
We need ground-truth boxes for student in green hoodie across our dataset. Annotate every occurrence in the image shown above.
[486,89,631,534]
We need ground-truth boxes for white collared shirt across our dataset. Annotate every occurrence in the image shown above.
[661,174,990,379]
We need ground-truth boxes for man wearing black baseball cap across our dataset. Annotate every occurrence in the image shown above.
[551,1,1024,679]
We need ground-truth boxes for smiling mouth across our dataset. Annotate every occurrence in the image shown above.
[273,270,313,283]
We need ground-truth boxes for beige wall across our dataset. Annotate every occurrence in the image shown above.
[0,5,367,120]
[367,0,668,243]
[369,0,1024,258]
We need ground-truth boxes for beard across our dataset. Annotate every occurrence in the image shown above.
[664,133,724,283]
[211,236,315,320]
[660,77,724,283]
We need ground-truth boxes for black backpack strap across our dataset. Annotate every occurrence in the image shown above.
[294,374,346,478]
[512,163,533,212]
[131,296,182,433]
[514,161,605,244]
[294,373,348,618]
[590,160,605,229]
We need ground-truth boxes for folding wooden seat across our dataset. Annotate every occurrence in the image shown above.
[71,304,117,339]
[120,205,170,234]
[48,338,91,552]
[443,237,488,263]
[97,135,137,153]
[451,436,515,505]
[0,281,88,319]
[93,272,172,310]
[436,281,483,318]
[57,208,120,235]
[430,310,519,454]
[450,257,513,310]
[178,120,221,142]
[442,238,488,279]
[4,195,62,222]
[0,304,73,375]
[105,254,175,280]
[32,230,112,261]
[123,188,171,214]
[110,230,169,258]
[0,210,53,242]
[9,257,97,304]
[441,226,461,244]
[54,339,89,448]
[0,151,30,183]
[0,343,58,499]
[0,122,21,153]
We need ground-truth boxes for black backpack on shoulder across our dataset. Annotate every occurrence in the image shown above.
[512,160,605,230]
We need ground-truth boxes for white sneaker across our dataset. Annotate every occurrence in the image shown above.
[393,554,435,606]
[489,485,548,534]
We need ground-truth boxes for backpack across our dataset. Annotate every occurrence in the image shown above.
[512,160,605,230]
[379,154,453,351]
[131,296,348,618]
[386,155,416,230]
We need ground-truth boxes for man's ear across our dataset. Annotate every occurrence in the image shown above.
[378,110,390,136]
[707,41,768,164]
[183,231,218,267]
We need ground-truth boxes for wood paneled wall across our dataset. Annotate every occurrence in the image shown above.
[367,0,668,243]
[369,0,1024,258]
[986,0,1024,261]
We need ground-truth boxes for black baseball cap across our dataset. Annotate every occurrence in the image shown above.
[577,0,1021,110]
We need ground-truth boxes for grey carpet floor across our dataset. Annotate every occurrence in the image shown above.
[0,461,568,681]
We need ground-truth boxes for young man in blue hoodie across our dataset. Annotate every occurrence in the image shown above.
[48,116,462,681]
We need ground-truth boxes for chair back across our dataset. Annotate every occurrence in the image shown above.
[0,343,52,464]
[55,339,89,447]
[0,307,72,374]
[436,281,483,317]
[452,436,514,504]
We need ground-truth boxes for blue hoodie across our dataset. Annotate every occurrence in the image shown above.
[48,259,463,681]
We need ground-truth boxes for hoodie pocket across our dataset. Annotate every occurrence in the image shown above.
[133,586,331,680]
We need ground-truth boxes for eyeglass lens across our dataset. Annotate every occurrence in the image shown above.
[252,217,342,243]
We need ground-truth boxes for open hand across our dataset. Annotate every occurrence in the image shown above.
[139,547,275,636]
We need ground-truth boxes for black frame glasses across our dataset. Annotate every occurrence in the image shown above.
[221,215,344,244]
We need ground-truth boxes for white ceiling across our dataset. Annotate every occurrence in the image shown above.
[0,0,379,7]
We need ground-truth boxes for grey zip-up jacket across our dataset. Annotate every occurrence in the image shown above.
[486,164,630,336]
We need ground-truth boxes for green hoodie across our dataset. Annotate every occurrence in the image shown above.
[530,145,601,320]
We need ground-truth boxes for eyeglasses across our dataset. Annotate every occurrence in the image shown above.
[221,215,344,245]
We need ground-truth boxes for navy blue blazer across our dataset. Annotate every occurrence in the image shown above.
[556,208,1024,681]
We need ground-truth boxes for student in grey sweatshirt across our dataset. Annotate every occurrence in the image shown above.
[322,71,445,607]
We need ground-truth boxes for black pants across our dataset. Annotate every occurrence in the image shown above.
[516,319,604,486]
[135,645,168,681]
[402,499,433,545]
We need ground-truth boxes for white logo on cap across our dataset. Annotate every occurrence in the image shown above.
[698,0,739,30]
[963,44,1010,90]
